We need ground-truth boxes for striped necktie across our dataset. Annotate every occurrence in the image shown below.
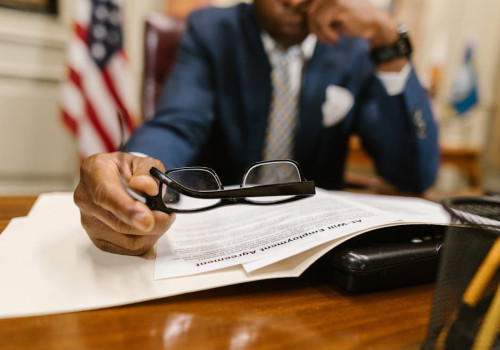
[262,47,301,161]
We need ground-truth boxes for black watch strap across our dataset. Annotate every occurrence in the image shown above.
[370,24,412,64]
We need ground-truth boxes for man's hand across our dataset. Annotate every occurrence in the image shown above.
[308,0,398,47]
[74,152,175,256]
[308,0,407,71]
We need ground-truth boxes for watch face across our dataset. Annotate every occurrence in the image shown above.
[397,35,412,56]
[370,28,412,64]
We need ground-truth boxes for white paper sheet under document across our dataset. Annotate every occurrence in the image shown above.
[0,193,357,319]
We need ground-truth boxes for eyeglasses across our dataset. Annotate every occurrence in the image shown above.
[143,159,315,213]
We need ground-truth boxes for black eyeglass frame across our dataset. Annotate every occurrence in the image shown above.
[144,160,316,213]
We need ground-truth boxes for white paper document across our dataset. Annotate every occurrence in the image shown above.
[0,190,449,319]
[0,193,336,318]
[155,189,449,278]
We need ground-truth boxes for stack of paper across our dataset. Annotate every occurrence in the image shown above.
[0,190,449,318]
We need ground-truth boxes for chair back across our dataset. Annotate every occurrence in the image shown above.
[142,13,186,120]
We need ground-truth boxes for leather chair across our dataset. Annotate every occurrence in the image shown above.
[142,13,186,120]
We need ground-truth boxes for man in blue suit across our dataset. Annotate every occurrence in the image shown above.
[75,0,439,255]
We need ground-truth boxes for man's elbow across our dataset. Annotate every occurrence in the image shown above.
[401,170,438,193]
[380,160,439,194]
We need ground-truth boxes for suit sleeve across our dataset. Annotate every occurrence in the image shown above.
[124,14,215,169]
[354,59,440,193]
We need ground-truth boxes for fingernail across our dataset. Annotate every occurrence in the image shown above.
[133,212,152,232]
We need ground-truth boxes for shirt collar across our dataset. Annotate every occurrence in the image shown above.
[261,32,317,60]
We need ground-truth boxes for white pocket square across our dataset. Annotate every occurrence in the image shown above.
[321,85,354,127]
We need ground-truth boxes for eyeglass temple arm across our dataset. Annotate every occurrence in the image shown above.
[144,190,175,214]
[223,181,316,198]
[150,167,315,199]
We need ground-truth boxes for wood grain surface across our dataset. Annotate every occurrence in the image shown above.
[0,195,434,350]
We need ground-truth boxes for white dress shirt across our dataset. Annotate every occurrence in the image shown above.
[260,32,411,97]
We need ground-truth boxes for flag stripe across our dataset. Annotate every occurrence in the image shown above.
[69,38,122,143]
[78,118,109,158]
[74,0,91,27]
[102,68,135,132]
[75,23,88,45]
[61,110,78,136]
[61,81,84,120]
[69,68,116,152]
[109,52,139,115]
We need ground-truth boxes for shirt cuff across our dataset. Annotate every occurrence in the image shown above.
[129,151,148,158]
[376,63,412,96]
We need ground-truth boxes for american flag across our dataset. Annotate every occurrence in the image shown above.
[61,0,138,160]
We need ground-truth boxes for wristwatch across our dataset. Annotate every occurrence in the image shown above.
[370,24,412,64]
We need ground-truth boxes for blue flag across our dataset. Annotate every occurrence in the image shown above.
[451,44,479,115]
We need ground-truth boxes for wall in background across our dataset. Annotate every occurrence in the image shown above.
[0,7,74,194]
[0,0,162,194]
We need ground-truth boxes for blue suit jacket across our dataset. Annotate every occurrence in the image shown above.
[126,4,439,192]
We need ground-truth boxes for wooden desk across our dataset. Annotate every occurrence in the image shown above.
[0,196,435,350]
[346,136,483,188]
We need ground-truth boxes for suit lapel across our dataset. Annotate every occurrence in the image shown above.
[295,43,346,163]
[237,5,272,164]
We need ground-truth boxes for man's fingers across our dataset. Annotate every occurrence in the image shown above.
[83,215,161,255]
[78,153,159,232]
[316,24,341,44]
[92,176,155,232]
[77,193,155,235]
[128,174,159,197]
[308,1,342,45]
[82,211,174,255]
[128,156,166,196]
[310,18,341,44]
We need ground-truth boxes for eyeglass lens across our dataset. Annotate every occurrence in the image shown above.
[161,161,302,211]
[161,168,222,211]
[242,161,301,203]
[242,161,300,186]
[167,168,222,191]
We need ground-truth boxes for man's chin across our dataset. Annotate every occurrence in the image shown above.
[279,23,308,36]
[276,32,309,47]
